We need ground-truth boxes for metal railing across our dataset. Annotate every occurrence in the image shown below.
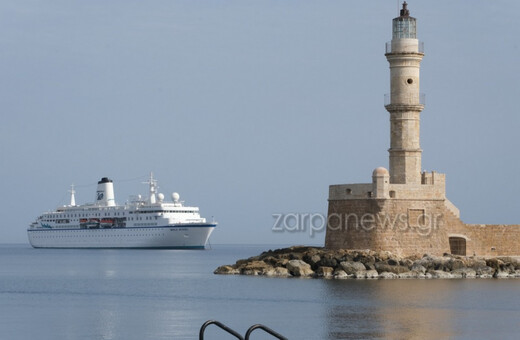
[199,320,287,340]
[200,320,244,340]
[385,41,424,54]
[245,324,288,340]
[384,93,425,106]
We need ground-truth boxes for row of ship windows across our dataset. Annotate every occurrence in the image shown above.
[32,234,166,238]
[42,216,161,223]
[43,211,196,219]
[132,210,196,214]
[34,228,169,232]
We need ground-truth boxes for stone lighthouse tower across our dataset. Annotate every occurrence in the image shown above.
[325,2,520,257]
[385,2,424,184]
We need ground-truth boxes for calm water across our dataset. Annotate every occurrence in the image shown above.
[1,244,520,340]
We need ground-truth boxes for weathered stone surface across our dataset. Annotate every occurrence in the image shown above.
[379,272,398,279]
[428,270,453,279]
[398,271,425,279]
[495,270,511,279]
[286,260,314,277]
[318,255,338,268]
[240,260,270,275]
[451,268,477,278]
[411,263,426,274]
[315,266,334,278]
[340,261,366,275]
[214,265,239,275]
[308,255,321,269]
[265,267,290,277]
[333,269,350,279]
[476,266,495,277]
[365,269,379,279]
[375,262,409,274]
[400,259,414,269]
[448,259,465,271]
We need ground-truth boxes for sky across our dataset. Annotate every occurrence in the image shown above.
[1,1,519,245]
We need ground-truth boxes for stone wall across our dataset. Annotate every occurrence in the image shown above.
[325,197,520,257]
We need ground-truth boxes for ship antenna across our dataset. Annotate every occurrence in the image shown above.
[69,184,76,206]
[143,172,158,204]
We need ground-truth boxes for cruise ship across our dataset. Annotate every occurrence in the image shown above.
[28,175,216,249]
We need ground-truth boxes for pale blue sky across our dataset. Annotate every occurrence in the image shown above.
[1,1,519,245]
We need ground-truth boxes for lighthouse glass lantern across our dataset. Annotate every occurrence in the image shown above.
[392,2,416,39]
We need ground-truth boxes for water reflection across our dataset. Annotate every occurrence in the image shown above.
[321,280,459,339]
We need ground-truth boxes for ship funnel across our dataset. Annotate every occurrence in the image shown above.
[96,177,116,207]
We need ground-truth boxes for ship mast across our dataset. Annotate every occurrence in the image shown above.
[144,172,158,204]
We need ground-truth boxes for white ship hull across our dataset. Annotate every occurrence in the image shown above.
[28,224,216,249]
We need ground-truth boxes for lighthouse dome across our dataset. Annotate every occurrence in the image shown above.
[372,167,389,177]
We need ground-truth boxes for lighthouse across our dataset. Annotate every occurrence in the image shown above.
[325,2,520,258]
[385,1,424,184]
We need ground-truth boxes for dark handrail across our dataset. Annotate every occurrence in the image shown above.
[199,320,244,340]
[245,324,288,340]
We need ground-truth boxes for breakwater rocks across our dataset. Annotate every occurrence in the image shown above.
[214,246,520,279]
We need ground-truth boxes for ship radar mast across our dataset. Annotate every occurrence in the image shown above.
[144,172,158,204]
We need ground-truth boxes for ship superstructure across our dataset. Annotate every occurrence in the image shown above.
[28,174,216,249]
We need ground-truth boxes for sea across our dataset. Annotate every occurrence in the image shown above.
[1,244,520,340]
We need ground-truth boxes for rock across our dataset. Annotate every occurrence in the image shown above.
[451,268,477,278]
[214,246,520,280]
[265,267,290,277]
[428,270,453,279]
[315,266,334,278]
[318,255,338,268]
[241,260,271,275]
[495,270,511,279]
[398,271,424,279]
[353,270,368,279]
[275,258,289,267]
[340,261,366,275]
[400,258,414,269]
[374,262,409,274]
[448,259,465,271]
[411,263,426,274]
[379,272,398,279]
[418,255,450,271]
[333,269,351,279]
[464,257,487,270]
[214,265,239,275]
[476,266,495,277]
[365,269,379,279]
[308,255,321,269]
[416,256,434,270]
[356,254,376,268]
[486,258,504,270]
[289,253,303,260]
[286,260,314,277]
[262,256,279,266]
[497,257,520,269]
[387,258,399,266]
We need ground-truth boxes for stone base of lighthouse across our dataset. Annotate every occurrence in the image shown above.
[325,168,520,257]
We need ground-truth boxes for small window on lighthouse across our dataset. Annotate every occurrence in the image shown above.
[407,78,413,84]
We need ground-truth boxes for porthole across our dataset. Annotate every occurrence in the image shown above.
[407,78,413,84]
